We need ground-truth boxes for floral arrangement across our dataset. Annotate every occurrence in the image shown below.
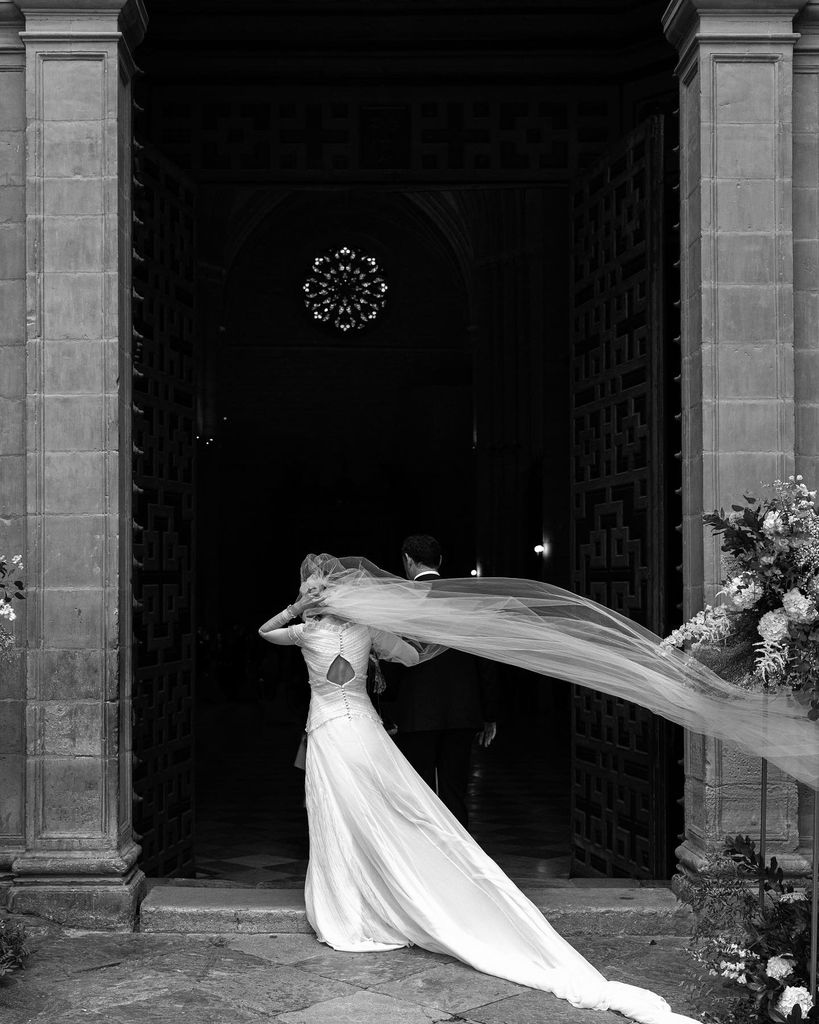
[0,918,29,982]
[663,477,819,721]
[0,553,24,662]
[679,836,815,1023]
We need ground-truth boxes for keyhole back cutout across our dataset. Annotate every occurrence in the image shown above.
[327,654,355,685]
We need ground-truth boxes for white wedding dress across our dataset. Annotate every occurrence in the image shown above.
[289,618,699,1024]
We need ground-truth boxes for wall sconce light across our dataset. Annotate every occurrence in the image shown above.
[534,541,551,557]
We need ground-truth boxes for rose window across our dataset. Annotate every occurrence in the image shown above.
[303,246,388,333]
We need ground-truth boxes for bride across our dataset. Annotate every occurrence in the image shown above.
[259,555,703,1024]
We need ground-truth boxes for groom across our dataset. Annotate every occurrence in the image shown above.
[386,534,499,829]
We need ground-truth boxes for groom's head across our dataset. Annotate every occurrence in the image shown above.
[401,534,442,579]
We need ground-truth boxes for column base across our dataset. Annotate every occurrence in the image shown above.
[674,838,814,895]
[8,844,146,930]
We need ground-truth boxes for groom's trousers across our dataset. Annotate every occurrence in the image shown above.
[397,728,475,829]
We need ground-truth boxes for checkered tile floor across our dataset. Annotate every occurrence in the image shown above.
[193,701,571,887]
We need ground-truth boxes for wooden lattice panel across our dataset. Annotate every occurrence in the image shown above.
[145,89,615,181]
[570,119,669,879]
[132,146,197,878]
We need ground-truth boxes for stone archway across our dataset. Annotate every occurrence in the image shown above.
[1,0,817,928]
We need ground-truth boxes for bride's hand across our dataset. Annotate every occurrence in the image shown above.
[259,589,326,634]
[295,593,326,617]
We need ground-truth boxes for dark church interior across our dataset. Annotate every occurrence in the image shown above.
[129,0,685,887]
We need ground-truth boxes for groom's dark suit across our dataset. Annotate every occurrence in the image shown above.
[385,570,499,829]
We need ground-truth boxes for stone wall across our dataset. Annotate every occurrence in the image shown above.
[0,0,26,881]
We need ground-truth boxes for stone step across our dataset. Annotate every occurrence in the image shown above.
[139,884,693,937]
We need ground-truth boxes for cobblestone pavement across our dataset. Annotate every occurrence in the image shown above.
[0,913,723,1024]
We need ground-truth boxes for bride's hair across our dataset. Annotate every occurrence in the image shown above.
[300,553,345,585]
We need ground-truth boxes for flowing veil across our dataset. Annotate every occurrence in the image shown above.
[299,554,819,790]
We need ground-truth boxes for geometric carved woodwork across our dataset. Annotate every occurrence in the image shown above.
[132,145,197,877]
[145,90,615,182]
[570,118,676,878]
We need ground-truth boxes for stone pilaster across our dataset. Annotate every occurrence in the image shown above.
[0,0,27,887]
[795,4,819,482]
[662,0,806,874]
[7,0,147,929]
[792,0,819,862]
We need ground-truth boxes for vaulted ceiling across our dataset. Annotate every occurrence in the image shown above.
[137,1,675,84]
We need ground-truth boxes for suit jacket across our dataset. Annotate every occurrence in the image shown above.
[382,571,500,733]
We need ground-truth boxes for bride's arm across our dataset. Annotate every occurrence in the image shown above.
[259,602,300,634]
[258,626,299,646]
[259,591,324,635]
[370,628,421,667]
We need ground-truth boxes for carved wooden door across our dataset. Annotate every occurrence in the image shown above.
[570,117,682,878]
[132,146,197,877]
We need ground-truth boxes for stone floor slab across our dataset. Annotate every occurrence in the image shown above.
[291,945,457,987]
[23,987,266,1024]
[225,932,326,965]
[582,935,706,1008]
[277,989,454,1024]
[197,962,360,1016]
[466,989,616,1024]
[372,962,527,1013]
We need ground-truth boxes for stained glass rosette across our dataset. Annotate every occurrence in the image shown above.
[303,246,388,333]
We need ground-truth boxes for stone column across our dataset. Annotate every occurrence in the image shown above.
[795,4,819,483]
[0,0,26,895]
[7,0,147,928]
[792,0,819,862]
[662,0,806,873]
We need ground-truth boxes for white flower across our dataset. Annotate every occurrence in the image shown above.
[10,554,22,566]
[718,958,747,983]
[0,602,16,622]
[758,608,790,644]
[778,890,808,903]
[765,955,795,981]
[763,510,787,536]
[782,587,819,624]
[661,604,732,650]
[776,986,814,1017]
[724,574,762,610]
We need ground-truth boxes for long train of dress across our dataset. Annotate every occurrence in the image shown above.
[291,619,700,1024]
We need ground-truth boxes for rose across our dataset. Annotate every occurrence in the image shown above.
[724,574,762,610]
[765,954,795,981]
[775,985,814,1018]
[762,510,787,536]
[758,609,790,644]
[782,587,819,625]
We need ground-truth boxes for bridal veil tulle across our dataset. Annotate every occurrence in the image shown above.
[301,553,819,789]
